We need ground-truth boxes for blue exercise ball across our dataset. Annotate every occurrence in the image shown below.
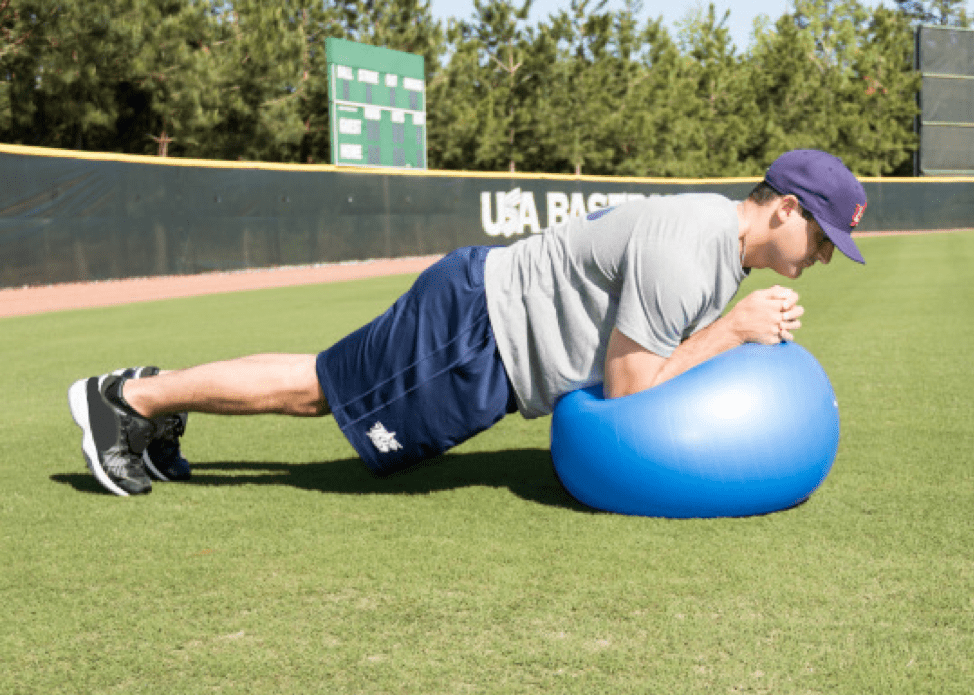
[550,342,840,518]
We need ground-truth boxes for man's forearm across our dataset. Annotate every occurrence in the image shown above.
[647,317,744,389]
[603,319,744,399]
[603,286,803,399]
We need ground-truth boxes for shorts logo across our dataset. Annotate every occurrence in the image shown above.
[367,422,402,454]
[850,202,866,227]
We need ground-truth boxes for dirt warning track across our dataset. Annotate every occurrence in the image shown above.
[0,255,443,319]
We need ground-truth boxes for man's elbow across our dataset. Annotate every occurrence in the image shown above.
[602,330,669,399]
[603,381,630,400]
[603,370,663,400]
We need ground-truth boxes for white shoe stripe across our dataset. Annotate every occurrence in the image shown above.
[142,449,169,482]
[67,378,129,497]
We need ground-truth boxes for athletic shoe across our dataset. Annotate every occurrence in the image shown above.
[114,367,192,482]
[67,372,158,496]
[145,411,191,482]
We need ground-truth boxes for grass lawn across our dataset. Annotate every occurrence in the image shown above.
[1,231,972,694]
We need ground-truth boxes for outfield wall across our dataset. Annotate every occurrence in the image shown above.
[1,144,972,288]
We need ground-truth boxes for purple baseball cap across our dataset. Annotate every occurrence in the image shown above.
[765,149,867,264]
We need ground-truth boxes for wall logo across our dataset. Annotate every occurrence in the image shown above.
[480,189,644,237]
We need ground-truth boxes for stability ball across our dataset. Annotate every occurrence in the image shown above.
[550,342,840,518]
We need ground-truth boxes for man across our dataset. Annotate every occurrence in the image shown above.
[68,149,867,496]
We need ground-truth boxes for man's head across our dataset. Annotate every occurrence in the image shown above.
[762,149,867,264]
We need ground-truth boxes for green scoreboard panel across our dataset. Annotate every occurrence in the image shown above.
[325,38,426,170]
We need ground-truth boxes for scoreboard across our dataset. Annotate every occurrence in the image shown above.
[325,38,427,169]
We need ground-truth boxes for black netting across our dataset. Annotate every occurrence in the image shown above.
[919,26,974,174]
[921,125,974,173]
[918,26,974,77]
[2,149,972,288]
[921,76,974,123]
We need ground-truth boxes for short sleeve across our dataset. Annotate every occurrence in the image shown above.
[614,228,710,358]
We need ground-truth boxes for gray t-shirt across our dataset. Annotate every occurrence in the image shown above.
[484,193,746,419]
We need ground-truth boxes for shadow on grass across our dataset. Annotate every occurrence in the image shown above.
[51,448,597,513]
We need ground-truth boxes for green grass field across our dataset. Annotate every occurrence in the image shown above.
[2,231,973,694]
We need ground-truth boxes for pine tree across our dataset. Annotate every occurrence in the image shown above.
[0,0,59,142]
[0,0,935,174]
[596,0,652,174]
[749,0,853,163]
[894,0,971,26]
[426,17,482,170]
[535,0,619,175]
[0,0,53,62]
[616,18,704,177]
[199,1,316,161]
[845,5,919,175]
[453,0,537,172]
[13,2,134,150]
[116,0,221,157]
[673,3,759,175]
[749,0,919,175]
[0,1,218,156]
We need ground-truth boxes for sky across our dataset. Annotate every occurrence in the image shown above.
[427,0,908,51]
[428,0,795,50]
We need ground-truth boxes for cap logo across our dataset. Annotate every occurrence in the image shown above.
[850,203,866,227]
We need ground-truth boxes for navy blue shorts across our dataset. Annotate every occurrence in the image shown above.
[316,246,517,475]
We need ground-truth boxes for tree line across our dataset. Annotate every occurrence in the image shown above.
[0,0,969,177]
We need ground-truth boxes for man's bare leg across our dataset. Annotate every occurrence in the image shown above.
[122,354,330,419]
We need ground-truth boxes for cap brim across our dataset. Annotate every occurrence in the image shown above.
[822,223,865,264]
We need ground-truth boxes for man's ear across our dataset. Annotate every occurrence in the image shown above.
[771,194,801,226]
[778,194,802,216]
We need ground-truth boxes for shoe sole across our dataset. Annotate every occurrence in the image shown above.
[68,376,130,497]
[142,450,171,482]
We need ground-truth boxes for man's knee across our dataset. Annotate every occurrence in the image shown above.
[302,389,330,417]
[289,357,330,417]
